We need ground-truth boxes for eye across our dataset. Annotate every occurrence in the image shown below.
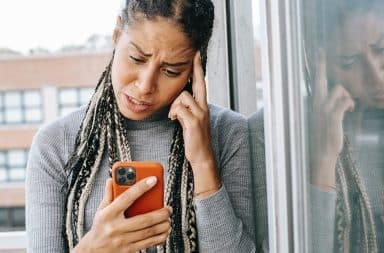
[339,56,358,70]
[129,55,145,64]
[162,68,181,77]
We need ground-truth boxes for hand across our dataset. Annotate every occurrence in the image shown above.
[310,50,355,191]
[73,177,172,253]
[168,52,221,198]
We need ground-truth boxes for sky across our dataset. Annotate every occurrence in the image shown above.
[0,0,260,54]
[0,0,121,54]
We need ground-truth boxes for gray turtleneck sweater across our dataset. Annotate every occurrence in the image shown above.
[26,104,256,252]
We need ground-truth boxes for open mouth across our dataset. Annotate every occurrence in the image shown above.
[123,94,153,113]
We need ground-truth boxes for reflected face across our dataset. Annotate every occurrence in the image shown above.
[111,17,195,120]
[326,9,384,108]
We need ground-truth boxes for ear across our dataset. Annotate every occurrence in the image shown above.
[113,16,122,47]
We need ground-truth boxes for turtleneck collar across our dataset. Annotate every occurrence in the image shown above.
[120,106,175,130]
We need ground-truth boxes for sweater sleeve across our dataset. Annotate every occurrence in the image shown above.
[194,110,256,253]
[310,186,337,253]
[26,122,69,252]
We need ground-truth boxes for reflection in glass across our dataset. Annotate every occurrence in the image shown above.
[304,0,384,252]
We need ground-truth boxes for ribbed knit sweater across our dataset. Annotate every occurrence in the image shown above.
[26,104,256,252]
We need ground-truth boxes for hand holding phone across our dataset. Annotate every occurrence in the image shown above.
[73,170,170,253]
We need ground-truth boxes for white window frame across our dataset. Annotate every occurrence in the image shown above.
[260,0,309,252]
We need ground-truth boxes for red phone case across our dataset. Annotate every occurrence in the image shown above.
[112,161,164,217]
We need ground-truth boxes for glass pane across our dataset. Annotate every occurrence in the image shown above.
[12,208,25,227]
[59,89,78,105]
[25,108,43,122]
[5,108,23,123]
[302,0,384,252]
[0,168,7,182]
[79,88,94,105]
[4,92,21,107]
[8,150,26,167]
[24,91,41,107]
[9,168,25,181]
[0,209,9,228]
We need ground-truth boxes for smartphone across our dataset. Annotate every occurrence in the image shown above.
[111,161,164,217]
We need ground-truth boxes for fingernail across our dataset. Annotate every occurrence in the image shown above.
[168,206,173,214]
[146,176,157,186]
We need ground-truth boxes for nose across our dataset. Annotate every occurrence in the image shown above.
[136,64,157,94]
[362,48,384,91]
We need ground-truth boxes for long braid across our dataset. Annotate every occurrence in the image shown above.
[165,124,197,252]
[64,54,198,251]
[335,137,377,253]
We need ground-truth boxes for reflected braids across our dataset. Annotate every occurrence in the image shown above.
[63,1,214,252]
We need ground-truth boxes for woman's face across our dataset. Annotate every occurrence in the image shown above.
[111,17,195,120]
[326,9,384,108]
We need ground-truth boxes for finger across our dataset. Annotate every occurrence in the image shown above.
[175,91,205,115]
[314,48,328,102]
[121,220,171,244]
[333,95,355,118]
[169,103,196,129]
[107,176,157,216]
[327,84,350,110]
[98,178,113,211]
[129,231,170,252]
[192,52,208,109]
[116,207,172,232]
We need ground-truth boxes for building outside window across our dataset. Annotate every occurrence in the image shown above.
[0,90,43,125]
[0,208,25,232]
[0,149,29,183]
[58,87,94,117]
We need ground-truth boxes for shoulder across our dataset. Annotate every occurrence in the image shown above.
[32,106,87,158]
[208,103,248,132]
[248,108,265,142]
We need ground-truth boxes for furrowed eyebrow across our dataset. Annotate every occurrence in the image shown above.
[130,42,152,57]
[161,60,190,67]
[130,41,191,67]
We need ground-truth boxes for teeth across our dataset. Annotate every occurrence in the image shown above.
[129,96,146,105]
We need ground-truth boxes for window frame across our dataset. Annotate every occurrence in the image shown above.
[259,0,309,252]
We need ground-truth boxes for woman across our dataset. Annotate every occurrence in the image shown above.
[26,1,255,252]
[306,0,384,252]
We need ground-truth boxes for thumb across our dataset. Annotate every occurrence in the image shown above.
[98,178,113,211]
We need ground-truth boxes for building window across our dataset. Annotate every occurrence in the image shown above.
[0,207,25,232]
[58,87,94,117]
[0,90,43,125]
[0,149,29,183]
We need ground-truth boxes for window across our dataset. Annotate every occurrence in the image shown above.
[0,90,43,125]
[58,87,94,116]
[0,149,29,183]
[0,207,25,232]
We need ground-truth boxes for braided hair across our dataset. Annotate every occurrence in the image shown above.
[63,1,214,252]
